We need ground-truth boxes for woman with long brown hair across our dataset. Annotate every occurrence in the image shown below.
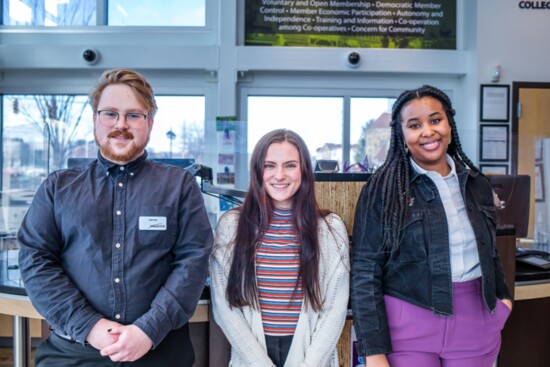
[210,129,349,367]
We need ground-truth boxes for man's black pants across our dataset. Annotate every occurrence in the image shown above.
[35,324,194,367]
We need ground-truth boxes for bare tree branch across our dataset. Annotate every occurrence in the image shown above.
[10,95,90,171]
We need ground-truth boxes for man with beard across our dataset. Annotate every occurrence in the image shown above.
[17,69,213,367]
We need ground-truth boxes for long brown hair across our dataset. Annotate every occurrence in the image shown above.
[366,85,479,251]
[226,129,327,312]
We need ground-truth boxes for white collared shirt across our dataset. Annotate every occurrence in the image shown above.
[410,155,482,281]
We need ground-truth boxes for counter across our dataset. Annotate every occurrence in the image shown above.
[0,281,210,367]
[499,241,550,367]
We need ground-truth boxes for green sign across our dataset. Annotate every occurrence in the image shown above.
[245,0,456,49]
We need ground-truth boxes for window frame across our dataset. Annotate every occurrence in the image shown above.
[238,86,403,189]
[0,74,218,188]
[0,0,218,45]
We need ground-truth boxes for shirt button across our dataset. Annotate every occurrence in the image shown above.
[115,314,121,319]
[120,167,125,171]
[116,210,121,215]
[115,243,121,249]
[118,182,123,188]
[114,278,120,283]
[130,172,134,177]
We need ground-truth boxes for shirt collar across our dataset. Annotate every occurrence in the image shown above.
[410,154,457,179]
[97,150,148,177]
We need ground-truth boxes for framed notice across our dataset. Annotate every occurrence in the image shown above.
[535,163,545,202]
[479,164,508,175]
[535,140,543,161]
[480,124,509,161]
[480,84,510,122]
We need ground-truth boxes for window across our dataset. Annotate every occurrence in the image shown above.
[246,95,395,176]
[149,96,205,161]
[2,0,206,26]
[247,96,344,168]
[3,95,92,192]
[108,0,205,26]
[3,0,96,26]
[2,94,205,194]
[350,97,395,171]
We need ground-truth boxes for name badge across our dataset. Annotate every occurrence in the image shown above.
[139,216,167,231]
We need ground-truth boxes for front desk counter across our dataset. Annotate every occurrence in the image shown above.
[0,284,214,367]
[498,246,550,367]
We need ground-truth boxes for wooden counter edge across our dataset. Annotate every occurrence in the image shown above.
[0,294,42,319]
[514,282,550,301]
[0,293,210,323]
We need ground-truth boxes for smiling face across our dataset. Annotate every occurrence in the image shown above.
[262,141,302,209]
[401,96,452,175]
[94,84,154,165]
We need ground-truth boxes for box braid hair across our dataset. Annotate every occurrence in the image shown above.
[365,85,480,251]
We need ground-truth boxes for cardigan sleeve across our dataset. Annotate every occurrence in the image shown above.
[210,211,274,367]
[301,214,350,367]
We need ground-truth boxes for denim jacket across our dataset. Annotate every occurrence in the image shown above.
[350,161,512,357]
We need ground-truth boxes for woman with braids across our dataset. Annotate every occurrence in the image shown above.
[351,85,512,367]
[210,129,350,367]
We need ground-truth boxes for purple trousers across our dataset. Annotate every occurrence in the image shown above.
[384,278,511,367]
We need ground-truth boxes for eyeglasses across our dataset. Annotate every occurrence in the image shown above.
[96,110,149,127]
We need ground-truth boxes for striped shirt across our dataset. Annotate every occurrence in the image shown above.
[256,208,303,336]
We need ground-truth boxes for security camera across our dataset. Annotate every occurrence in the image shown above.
[346,51,361,68]
[82,49,99,65]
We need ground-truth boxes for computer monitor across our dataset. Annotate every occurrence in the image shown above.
[489,174,530,238]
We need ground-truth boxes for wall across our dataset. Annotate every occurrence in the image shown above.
[476,1,550,236]
[477,1,550,85]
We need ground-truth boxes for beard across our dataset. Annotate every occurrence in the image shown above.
[95,129,148,164]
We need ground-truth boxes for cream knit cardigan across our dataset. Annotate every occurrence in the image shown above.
[210,210,350,367]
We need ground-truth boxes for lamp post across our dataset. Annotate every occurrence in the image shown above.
[166,129,176,158]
